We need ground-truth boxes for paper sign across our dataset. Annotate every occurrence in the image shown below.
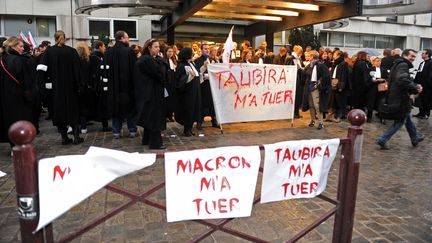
[165,146,261,222]
[36,147,156,232]
[207,63,297,124]
[0,170,6,178]
[261,139,340,203]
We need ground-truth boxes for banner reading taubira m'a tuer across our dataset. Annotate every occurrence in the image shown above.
[207,63,297,124]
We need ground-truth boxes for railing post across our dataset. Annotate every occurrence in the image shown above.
[332,109,366,243]
[8,121,44,242]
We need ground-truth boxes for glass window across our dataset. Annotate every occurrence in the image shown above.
[36,18,56,37]
[113,20,137,39]
[89,20,110,38]
[422,38,432,49]
[319,32,327,46]
[376,36,393,49]
[274,31,282,45]
[329,32,343,47]
[361,35,375,48]
[345,33,360,48]
[4,17,36,37]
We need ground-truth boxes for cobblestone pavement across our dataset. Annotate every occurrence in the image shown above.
[1,110,431,243]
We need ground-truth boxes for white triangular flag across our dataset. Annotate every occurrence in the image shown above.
[222,26,235,64]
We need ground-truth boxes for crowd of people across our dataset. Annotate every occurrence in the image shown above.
[0,30,429,152]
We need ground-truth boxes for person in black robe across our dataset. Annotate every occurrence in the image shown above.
[291,45,305,118]
[194,43,219,130]
[36,31,83,145]
[413,49,432,119]
[380,49,394,76]
[351,51,372,111]
[175,47,201,136]
[134,39,168,149]
[369,57,388,124]
[90,41,110,131]
[101,30,137,138]
[163,45,177,122]
[0,37,35,148]
[327,50,350,122]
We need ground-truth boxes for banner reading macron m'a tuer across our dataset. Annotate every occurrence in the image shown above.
[261,139,340,203]
[207,63,297,124]
[165,146,261,222]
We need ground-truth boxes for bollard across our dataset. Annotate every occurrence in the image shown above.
[332,109,366,243]
[8,121,44,242]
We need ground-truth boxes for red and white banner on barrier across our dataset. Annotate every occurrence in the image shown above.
[164,146,261,222]
[207,63,297,124]
[261,139,340,203]
[35,147,156,232]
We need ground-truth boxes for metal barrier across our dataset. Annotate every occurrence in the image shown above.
[9,109,366,243]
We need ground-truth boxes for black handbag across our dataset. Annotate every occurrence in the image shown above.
[378,81,404,120]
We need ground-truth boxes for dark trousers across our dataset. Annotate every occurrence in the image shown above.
[142,128,162,148]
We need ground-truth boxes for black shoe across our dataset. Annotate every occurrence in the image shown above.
[149,144,167,149]
[412,134,425,147]
[376,140,390,150]
[196,123,203,130]
[308,121,315,127]
[317,123,324,130]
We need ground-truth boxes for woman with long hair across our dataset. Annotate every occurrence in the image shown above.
[134,38,168,149]
[239,49,253,63]
[36,30,83,145]
[175,47,201,136]
[76,41,97,133]
[0,36,35,150]
[352,51,373,114]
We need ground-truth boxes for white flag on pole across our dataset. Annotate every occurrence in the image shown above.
[27,31,37,48]
[222,26,235,64]
[35,147,156,232]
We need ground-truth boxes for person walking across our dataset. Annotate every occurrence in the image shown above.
[101,30,137,138]
[376,49,425,149]
[36,31,83,145]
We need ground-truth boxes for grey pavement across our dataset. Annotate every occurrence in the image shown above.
[0,110,431,243]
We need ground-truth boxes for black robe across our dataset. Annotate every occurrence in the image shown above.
[352,60,373,109]
[0,50,35,143]
[175,62,201,126]
[134,54,167,131]
[36,45,81,127]
[368,66,389,111]
[194,55,216,118]
[102,42,136,118]
[91,51,109,122]
[301,61,330,113]
[78,58,97,119]
[414,59,432,110]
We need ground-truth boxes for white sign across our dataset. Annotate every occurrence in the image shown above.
[207,63,297,124]
[165,146,261,222]
[36,147,156,232]
[261,139,340,203]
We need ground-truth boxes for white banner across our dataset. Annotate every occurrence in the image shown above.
[261,139,340,203]
[36,147,156,232]
[207,63,297,124]
[165,146,261,222]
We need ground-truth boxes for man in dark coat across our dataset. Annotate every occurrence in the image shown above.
[380,49,394,75]
[413,49,432,119]
[194,43,218,129]
[91,41,110,131]
[376,49,425,150]
[101,31,137,138]
[36,31,83,145]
